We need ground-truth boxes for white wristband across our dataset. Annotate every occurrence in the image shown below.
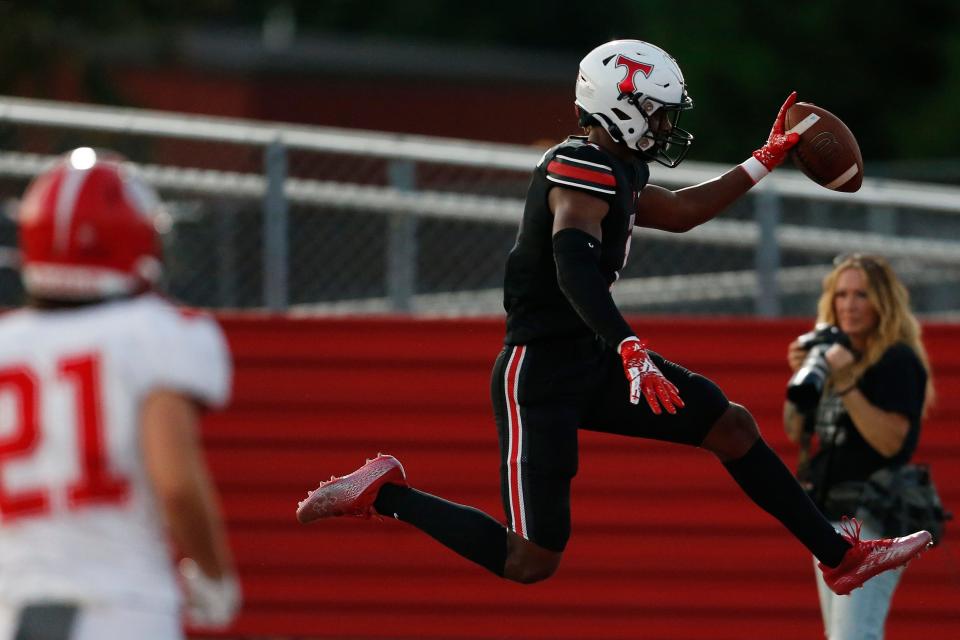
[739,156,770,185]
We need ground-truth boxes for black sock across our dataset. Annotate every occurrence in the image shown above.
[723,439,851,568]
[374,484,508,577]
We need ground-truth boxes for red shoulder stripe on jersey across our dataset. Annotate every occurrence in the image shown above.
[156,293,211,322]
[177,307,206,320]
[546,160,616,187]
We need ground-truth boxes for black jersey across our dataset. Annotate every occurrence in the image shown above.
[503,136,650,345]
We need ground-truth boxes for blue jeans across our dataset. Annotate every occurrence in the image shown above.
[813,517,904,640]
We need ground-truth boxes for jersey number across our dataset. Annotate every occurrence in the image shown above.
[0,354,130,521]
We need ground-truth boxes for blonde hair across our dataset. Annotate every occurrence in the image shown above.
[815,254,935,409]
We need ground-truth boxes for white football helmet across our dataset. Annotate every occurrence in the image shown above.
[575,40,694,167]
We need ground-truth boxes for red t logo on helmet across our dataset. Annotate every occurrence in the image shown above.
[614,55,654,95]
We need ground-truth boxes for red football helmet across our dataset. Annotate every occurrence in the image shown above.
[18,147,165,300]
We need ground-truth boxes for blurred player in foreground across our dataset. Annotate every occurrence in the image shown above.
[0,148,239,639]
[297,40,931,595]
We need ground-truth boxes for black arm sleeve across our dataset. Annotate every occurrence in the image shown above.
[553,227,634,349]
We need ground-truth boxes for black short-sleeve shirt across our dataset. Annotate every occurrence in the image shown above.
[808,342,927,490]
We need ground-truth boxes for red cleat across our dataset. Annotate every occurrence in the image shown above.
[819,516,933,596]
[296,454,408,524]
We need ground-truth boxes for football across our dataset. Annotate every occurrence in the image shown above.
[784,102,863,192]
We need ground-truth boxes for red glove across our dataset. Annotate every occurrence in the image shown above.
[741,91,801,183]
[618,337,684,415]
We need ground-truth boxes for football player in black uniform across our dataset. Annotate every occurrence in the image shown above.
[297,40,932,594]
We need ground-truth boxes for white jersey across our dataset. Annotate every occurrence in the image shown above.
[0,294,230,614]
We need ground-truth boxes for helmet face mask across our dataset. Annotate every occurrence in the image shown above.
[575,40,694,167]
[629,94,693,167]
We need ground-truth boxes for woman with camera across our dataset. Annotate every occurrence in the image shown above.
[784,253,935,640]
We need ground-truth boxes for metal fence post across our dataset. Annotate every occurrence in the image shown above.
[263,139,289,310]
[387,159,417,312]
[867,204,897,236]
[215,201,238,308]
[754,188,782,317]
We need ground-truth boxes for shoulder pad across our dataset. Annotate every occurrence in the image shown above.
[544,141,617,196]
[131,296,232,408]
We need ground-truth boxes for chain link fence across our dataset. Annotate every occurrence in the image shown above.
[1,96,959,318]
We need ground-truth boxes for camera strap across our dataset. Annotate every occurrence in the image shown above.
[798,398,842,512]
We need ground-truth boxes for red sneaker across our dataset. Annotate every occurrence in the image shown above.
[296,454,408,524]
[818,516,933,595]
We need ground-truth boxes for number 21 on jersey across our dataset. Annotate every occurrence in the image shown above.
[0,353,130,521]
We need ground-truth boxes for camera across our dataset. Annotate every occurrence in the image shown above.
[785,323,853,412]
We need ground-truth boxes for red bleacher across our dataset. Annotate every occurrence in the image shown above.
[197,316,960,640]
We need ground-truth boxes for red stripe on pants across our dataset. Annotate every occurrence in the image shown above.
[505,345,527,538]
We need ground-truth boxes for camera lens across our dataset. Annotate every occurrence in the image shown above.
[786,344,832,412]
